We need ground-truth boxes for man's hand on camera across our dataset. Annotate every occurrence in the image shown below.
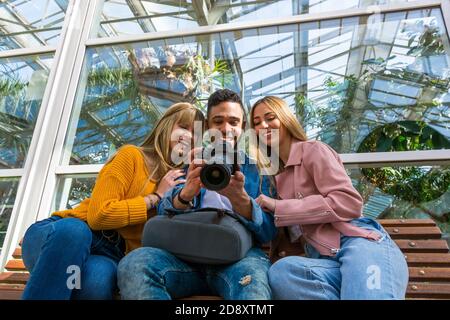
[217,170,252,220]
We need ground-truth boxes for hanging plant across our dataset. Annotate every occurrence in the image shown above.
[403,20,445,57]
[175,54,232,109]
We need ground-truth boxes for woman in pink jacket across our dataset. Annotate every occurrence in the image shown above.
[251,96,408,300]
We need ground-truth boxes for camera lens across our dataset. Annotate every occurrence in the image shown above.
[200,163,232,191]
[211,169,221,179]
[200,141,237,191]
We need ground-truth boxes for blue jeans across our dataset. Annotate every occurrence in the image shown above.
[117,247,272,300]
[269,217,409,300]
[21,216,125,300]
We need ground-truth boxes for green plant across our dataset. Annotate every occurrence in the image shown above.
[0,76,36,168]
[66,177,96,209]
[403,20,445,57]
[0,78,26,98]
[294,74,359,148]
[357,120,450,229]
[358,121,450,153]
[175,55,232,110]
[68,61,163,164]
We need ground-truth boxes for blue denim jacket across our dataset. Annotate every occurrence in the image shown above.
[157,154,277,245]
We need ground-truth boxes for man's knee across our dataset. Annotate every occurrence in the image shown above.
[117,247,170,287]
[232,272,272,300]
[226,255,272,300]
[118,247,184,300]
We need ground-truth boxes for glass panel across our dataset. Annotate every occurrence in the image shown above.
[292,8,450,153]
[350,164,450,244]
[0,178,19,252]
[52,175,96,213]
[96,0,419,37]
[0,0,69,51]
[66,7,450,165]
[0,53,54,168]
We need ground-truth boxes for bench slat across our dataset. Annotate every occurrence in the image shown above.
[378,219,436,227]
[12,248,22,259]
[265,239,449,255]
[5,260,26,272]
[406,282,450,298]
[0,286,24,300]
[408,267,450,282]
[384,226,442,239]
[394,239,449,253]
[404,253,450,267]
[0,272,29,285]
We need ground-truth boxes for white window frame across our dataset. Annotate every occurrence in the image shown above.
[0,0,99,271]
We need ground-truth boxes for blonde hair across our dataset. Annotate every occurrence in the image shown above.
[250,96,308,177]
[107,102,204,191]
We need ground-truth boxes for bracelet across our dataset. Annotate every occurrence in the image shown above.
[145,195,157,210]
[177,190,192,206]
[154,192,162,201]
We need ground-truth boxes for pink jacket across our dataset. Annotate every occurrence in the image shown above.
[273,139,381,256]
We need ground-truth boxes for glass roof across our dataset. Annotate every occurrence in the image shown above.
[63,6,450,165]
[0,0,69,51]
[96,0,421,37]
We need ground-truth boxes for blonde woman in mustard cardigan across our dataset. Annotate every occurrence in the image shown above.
[21,103,204,300]
[250,96,408,300]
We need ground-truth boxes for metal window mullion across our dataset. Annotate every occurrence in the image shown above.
[55,164,103,175]
[441,0,450,43]
[0,46,57,59]
[341,149,450,166]
[36,0,105,224]
[0,169,24,178]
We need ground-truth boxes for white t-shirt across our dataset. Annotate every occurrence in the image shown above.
[201,190,233,211]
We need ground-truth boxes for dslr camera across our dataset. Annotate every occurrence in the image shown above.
[200,141,239,191]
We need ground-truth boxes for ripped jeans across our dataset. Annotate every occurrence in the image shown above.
[117,247,272,300]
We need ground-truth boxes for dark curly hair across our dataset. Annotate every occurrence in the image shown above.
[207,89,247,127]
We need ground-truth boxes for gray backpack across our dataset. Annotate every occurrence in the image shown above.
[141,208,254,264]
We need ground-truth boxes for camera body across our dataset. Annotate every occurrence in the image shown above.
[200,142,238,191]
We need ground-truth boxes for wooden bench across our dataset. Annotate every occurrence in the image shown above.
[1,219,449,300]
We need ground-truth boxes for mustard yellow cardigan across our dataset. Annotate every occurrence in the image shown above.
[53,145,156,254]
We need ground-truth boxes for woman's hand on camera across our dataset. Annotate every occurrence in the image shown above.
[255,194,276,213]
[145,169,186,211]
[156,169,186,196]
[179,147,204,201]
